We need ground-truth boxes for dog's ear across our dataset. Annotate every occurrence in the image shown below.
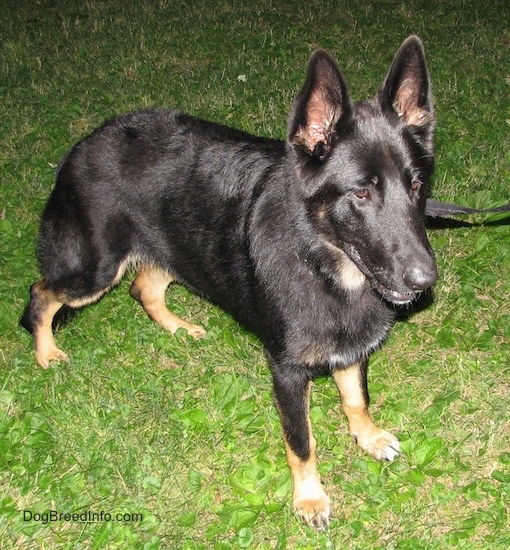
[289,50,353,161]
[380,36,435,144]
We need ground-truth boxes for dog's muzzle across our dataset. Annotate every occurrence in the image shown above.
[345,245,433,305]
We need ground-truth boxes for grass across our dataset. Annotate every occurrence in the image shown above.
[0,0,509,547]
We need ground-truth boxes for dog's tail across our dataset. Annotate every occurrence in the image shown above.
[425,198,510,218]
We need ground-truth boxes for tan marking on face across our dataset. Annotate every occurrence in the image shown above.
[323,242,366,291]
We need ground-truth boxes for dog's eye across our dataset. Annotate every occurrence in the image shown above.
[354,188,370,199]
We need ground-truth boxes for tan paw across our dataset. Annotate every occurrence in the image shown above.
[185,324,207,339]
[294,492,332,529]
[36,346,70,369]
[354,427,400,461]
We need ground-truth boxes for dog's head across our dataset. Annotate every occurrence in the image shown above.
[289,36,438,304]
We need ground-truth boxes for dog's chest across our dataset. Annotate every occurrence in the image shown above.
[279,284,394,370]
[297,318,392,370]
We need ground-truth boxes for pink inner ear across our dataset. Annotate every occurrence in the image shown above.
[393,80,430,126]
[297,93,330,152]
[307,111,328,144]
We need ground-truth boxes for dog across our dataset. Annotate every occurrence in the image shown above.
[22,35,438,527]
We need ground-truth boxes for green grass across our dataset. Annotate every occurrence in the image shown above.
[1,0,509,548]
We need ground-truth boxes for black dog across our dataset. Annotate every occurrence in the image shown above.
[22,36,438,527]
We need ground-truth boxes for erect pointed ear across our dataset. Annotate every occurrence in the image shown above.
[380,36,435,133]
[289,50,353,161]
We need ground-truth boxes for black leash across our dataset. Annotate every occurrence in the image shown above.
[425,198,510,218]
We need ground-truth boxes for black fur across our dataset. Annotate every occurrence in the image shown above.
[23,36,439,524]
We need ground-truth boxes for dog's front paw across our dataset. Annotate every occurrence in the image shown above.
[294,492,332,529]
[186,324,207,339]
[353,427,400,462]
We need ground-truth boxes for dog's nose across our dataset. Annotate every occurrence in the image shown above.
[403,262,438,290]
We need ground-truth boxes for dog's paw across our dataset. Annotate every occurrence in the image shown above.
[36,346,70,369]
[294,493,332,529]
[354,428,400,462]
[185,324,207,339]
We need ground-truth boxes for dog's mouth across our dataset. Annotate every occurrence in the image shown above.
[345,245,418,305]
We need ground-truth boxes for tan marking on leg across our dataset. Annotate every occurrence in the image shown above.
[285,438,331,528]
[130,264,206,338]
[30,282,70,368]
[333,363,400,461]
[281,382,331,528]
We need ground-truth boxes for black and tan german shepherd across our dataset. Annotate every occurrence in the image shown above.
[22,36,438,527]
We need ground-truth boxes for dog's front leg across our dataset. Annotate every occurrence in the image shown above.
[333,361,400,461]
[272,368,331,528]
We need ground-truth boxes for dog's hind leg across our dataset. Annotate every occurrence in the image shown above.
[22,256,132,368]
[129,264,206,338]
[272,369,331,528]
[21,281,69,368]
[333,361,400,461]
[22,274,125,368]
